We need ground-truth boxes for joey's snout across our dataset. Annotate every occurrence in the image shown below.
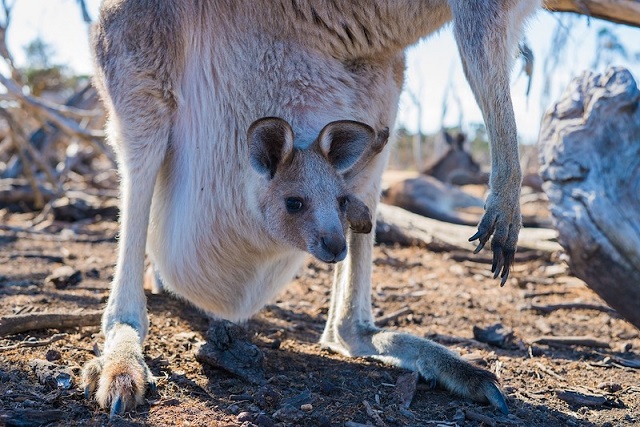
[315,232,347,263]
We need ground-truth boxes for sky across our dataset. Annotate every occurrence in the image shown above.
[6,0,640,144]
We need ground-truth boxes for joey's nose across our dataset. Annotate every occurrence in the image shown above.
[321,235,347,262]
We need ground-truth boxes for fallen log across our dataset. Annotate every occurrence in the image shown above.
[375,203,561,254]
[539,67,640,330]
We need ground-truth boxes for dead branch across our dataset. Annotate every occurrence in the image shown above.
[0,74,106,143]
[375,306,412,327]
[524,302,616,314]
[545,0,640,28]
[0,311,102,336]
[0,333,66,351]
[0,109,58,188]
[535,362,565,381]
[532,336,611,348]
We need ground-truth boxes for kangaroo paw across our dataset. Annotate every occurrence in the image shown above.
[470,192,521,286]
[82,324,154,417]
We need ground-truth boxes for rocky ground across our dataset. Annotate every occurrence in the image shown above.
[0,209,639,427]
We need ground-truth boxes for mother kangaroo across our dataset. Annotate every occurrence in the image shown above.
[83,0,541,417]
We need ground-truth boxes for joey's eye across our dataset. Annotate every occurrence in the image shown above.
[285,197,304,213]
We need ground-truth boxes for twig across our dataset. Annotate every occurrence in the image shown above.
[0,73,106,142]
[525,302,616,314]
[375,306,412,327]
[535,362,565,381]
[363,400,387,427]
[464,409,496,427]
[523,290,571,299]
[532,336,610,348]
[0,311,102,336]
[0,108,59,192]
[0,333,66,351]
[0,225,117,243]
[6,131,42,207]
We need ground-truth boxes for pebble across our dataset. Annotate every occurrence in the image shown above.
[45,266,82,289]
[237,412,254,423]
[45,349,62,362]
[254,385,281,410]
[273,404,305,423]
[300,403,313,412]
[227,404,240,414]
[598,382,622,393]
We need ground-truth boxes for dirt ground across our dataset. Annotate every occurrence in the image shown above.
[1,208,639,427]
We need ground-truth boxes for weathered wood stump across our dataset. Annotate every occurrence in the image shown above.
[539,67,640,330]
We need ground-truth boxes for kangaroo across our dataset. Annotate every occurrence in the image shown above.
[424,131,490,186]
[83,0,541,417]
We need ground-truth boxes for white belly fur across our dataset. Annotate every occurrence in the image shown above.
[145,29,401,322]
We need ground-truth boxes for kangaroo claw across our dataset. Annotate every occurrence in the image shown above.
[110,395,123,418]
[483,382,509,415]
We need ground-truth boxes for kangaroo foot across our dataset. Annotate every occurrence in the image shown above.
[82,323,155,418]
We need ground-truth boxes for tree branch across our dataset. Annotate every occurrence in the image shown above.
[545,0,640,28]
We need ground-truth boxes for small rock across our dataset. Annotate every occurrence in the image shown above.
[255,413,275,427]
[29,359,74,390]
[283,389,312,407]
[273,404,306,423]
[473,323,515,348]
[85,267,100,278]
[301,403,313,412]
[237,412,254,423]
[254,385,281,410]
[227,404,240,414]
[45,266,82,289]
[45,349,62,362]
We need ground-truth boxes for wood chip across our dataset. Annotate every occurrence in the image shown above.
[363,400,387,427]
[394,371,418,408]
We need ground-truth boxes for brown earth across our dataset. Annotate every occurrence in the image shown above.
[0,210,639,427]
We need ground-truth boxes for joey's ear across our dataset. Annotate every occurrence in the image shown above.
[247,117,294,178]
[316,120,375,173]
[345,195,372,234]
[444,131,454,146]
[455,133,466,150]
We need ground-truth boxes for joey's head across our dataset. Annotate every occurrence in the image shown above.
[248,117,378,263]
